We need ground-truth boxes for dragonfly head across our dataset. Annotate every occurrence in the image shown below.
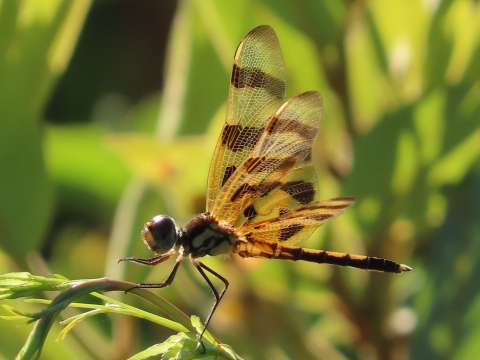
[142,215,180,254]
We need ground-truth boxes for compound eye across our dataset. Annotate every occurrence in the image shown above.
[142,215,178,253]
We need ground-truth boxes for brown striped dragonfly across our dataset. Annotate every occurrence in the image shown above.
[119,25,411,337]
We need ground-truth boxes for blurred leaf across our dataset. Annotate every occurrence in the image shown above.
[346,11,395,130]
[428,130,480,186]
[107,133,211,220]
[413,89,445,164]
[0,1,91,259]
[45,124,130,211]
[411,172,480,359]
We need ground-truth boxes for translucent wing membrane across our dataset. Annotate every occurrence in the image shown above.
[207,25,286,213]
[238,197,355,246]
[210,91,323,229]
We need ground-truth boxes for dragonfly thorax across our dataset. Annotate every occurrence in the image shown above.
[181,213,238,258]
[142,215,181,254]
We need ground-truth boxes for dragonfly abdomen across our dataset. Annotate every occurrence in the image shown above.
[299,249,411,273]
[235,238,411,274]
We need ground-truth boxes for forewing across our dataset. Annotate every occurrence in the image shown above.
[238,197,355,246]
[210,91,323,227]
[206,25,286,213]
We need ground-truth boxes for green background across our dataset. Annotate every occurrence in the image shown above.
[1,0,479,359]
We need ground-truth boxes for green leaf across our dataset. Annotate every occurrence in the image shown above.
[0,1,91,259]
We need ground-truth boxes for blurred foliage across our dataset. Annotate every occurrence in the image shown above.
[1,0,479,359]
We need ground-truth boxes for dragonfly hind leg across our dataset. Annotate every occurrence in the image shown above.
[192,259,229,350]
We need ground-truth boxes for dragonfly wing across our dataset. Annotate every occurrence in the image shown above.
[211,91,323,228]
[238,197,355,247]
[206,25,286,214]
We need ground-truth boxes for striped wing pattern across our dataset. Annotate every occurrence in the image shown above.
[238,197,355,247]
[119,26,411,345]
[207,25,354,247]
[206,25,286,213]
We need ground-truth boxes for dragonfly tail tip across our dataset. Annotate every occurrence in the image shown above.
[399,264,412,273]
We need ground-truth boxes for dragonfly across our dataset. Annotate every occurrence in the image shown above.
[119,25,411,337]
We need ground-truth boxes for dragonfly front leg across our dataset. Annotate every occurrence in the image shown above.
[119,254,183,292]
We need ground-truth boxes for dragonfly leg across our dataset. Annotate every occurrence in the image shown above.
[123,255,183,293]
[118,251,174,266]
[192,259,229,348]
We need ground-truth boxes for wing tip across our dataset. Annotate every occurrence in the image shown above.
[330,196,356,208]
[244,24,276,40]
[293,91,323,106]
